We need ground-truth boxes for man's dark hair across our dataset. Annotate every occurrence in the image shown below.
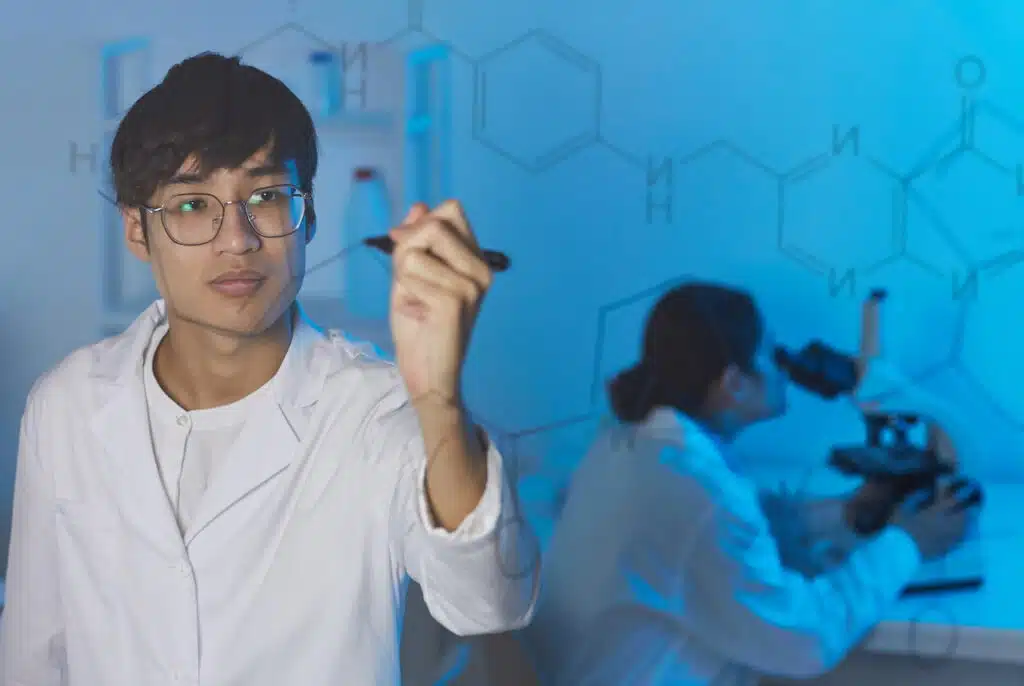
[607,282,764,422]
[109,52,319,217]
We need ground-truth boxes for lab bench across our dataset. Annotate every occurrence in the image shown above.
[756,470,1024,686]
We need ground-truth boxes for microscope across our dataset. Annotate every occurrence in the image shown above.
[774,289,984,594]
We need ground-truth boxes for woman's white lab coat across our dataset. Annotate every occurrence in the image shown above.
[525,408,923,685]
[0,301,538,685]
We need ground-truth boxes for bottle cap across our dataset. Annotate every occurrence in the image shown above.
[310,50,336,64]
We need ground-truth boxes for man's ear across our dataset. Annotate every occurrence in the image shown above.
[122,207,150,262]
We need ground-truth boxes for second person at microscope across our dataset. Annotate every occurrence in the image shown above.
[524,281,979,686]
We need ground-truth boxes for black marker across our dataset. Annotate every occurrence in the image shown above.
[363,235,511,273]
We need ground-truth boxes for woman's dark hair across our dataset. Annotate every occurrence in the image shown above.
[607,282,764,423]
[109,52,318,224]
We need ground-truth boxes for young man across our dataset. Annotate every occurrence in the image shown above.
[525,282,979,685]
[0,52,537,685]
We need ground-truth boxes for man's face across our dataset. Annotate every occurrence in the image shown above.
[123,146,309,337]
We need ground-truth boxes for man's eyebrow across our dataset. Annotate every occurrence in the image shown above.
[244,164,287,177]
[166,172,205,185]
[165,165,287,186]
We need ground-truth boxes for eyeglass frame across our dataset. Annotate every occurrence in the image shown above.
[140,183,313,247]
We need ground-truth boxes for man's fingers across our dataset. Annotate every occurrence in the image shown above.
[429,200,477,247]
[390,203,430,240]
[398,248,483,304]
[403,202,430,225]
[392,218,491,290]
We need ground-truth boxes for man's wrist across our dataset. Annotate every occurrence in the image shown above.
[412,393,487,467]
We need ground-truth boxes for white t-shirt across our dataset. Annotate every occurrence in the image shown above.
[142,322,274,535]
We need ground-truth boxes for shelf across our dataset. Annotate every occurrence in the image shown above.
[313,110,394,132]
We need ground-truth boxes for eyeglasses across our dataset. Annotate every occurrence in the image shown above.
[142,184,311,246]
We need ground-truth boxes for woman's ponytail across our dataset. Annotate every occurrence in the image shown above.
[607,362,659,423]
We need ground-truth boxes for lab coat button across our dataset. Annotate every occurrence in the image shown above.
[177,415,190,427]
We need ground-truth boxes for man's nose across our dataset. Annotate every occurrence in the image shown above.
[213,202,261,253]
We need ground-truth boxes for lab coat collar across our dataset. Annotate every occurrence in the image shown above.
[87,300,344,552]
[87,299,333,411]
[637,407,688,446]
[635,407,734,471]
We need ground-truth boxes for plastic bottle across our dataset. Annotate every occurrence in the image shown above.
[309,50,342,118]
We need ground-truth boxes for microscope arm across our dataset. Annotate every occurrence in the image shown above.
[853,357,972,470]
[851,290,971,469]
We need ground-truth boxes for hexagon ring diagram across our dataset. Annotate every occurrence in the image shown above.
[473,30,601,173]
[589,277,687,409]
[780,128,904,284]
[234,22,343,111]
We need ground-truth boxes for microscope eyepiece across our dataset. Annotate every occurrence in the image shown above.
[774,341,859,399]
[773,346,794,370]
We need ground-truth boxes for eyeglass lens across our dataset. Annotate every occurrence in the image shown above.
[162,185,306,245]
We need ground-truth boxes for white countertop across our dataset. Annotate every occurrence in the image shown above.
[863,483,1024,664]
[863,533,1023,663]
[753,467,1024,665]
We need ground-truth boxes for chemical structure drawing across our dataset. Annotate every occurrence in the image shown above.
[904,55,1024,276]
[232,23,373,115]
[957,264,1024,429]
[376,0,488,68]
[777,127,907,289]
[491,411,609,559]
[82,23,1024,311]
[465,414,547,581]
[78,23,1024,420]
[588,276,685,406]
[293,0,639,174]
[234,22,341,60]
[646,134,964,300]
[645,139,780,226]
[585,272,967,418]
[645,56,1024,305]
[472,30,602,173]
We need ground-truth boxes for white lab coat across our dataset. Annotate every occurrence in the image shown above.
[0,301,538,686]
[524,408,922,686]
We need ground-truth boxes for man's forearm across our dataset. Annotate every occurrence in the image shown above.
[414,399,489,532]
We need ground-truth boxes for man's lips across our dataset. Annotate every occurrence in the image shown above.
[209,271,265,296]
